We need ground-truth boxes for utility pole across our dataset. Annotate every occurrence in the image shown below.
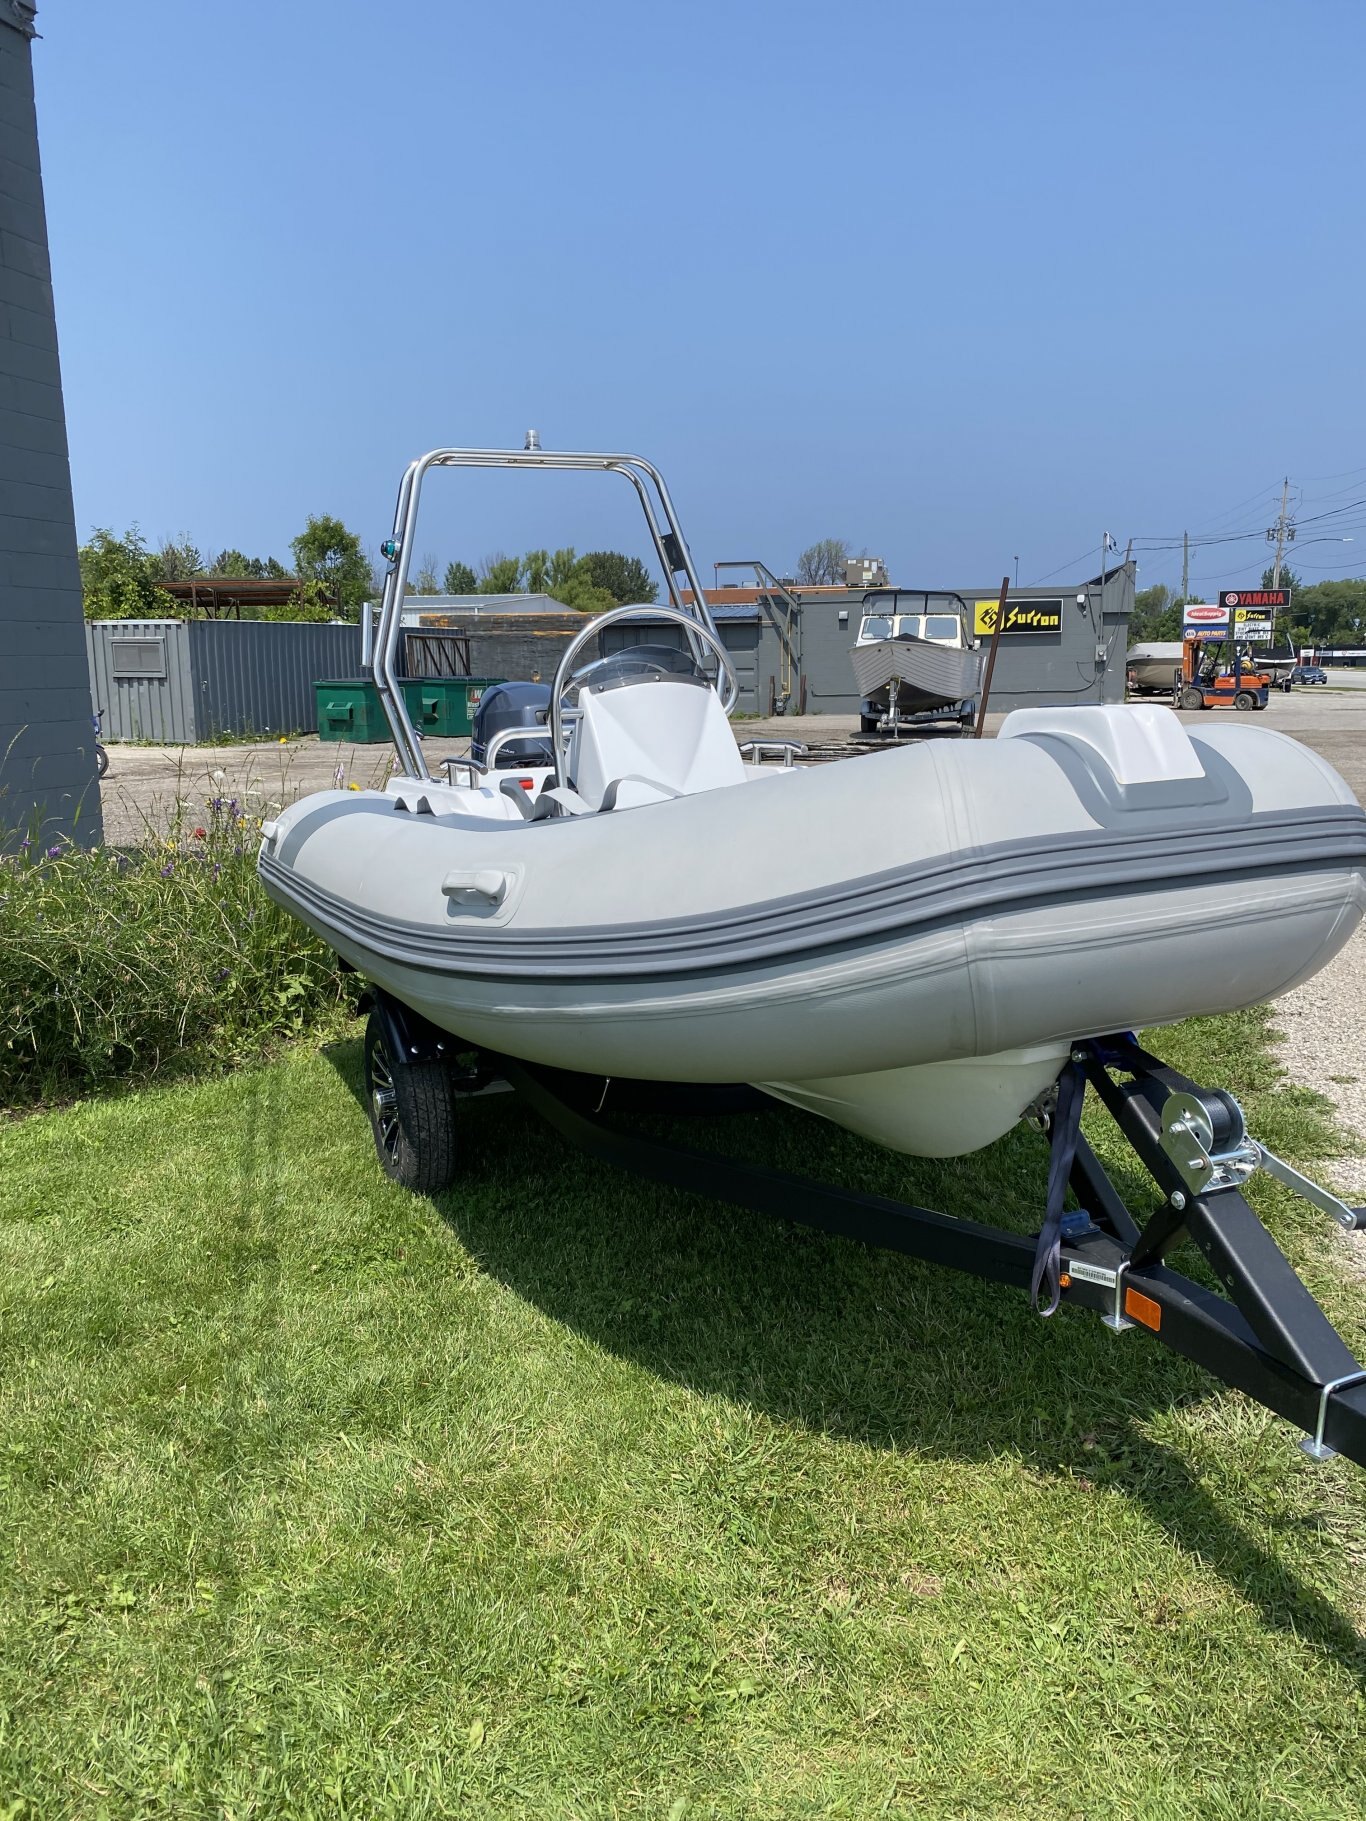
[1014,555,1019,588]
[1181,531,1189,604]
[1268,476,1294,587]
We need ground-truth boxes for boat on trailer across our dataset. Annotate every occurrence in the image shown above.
[850,590,981,735]
[260,441,1366,1471]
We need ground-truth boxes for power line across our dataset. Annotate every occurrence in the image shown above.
[1028,545,1101,585]
[1296,460,1366,485]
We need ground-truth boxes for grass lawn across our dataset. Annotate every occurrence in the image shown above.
[2,1009,1365,1819]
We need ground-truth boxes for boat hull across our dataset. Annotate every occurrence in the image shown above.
[260,715,1366,1156]
[851,636,981,710]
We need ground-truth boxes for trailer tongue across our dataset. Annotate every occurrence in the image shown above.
[441,1023,1366,1470]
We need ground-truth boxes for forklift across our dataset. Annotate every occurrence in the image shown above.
[1175,634,1271,711]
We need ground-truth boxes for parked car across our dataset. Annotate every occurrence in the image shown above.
[1289,665,1328,686]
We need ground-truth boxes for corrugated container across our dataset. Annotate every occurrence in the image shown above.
[87,620,365,742]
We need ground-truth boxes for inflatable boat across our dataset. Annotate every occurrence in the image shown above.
[260,444,1366,1165]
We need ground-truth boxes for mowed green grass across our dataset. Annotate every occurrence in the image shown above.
[2,1010,1366,1820]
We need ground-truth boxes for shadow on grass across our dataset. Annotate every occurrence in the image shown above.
[326,1036,1366,1682]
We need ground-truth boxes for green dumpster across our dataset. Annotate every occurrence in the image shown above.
[314,678,505,743]
[315,679,389,743]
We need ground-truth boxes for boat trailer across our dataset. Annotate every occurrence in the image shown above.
[364,992,1366,1471]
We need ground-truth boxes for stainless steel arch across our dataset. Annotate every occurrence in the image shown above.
[371,447,722,781]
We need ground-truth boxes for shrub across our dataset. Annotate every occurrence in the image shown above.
[1,794,350,1111]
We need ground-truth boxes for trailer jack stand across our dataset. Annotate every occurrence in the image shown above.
[485,1036,1366,1472]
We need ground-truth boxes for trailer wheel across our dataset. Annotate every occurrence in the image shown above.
[363,1011,458,1193]
[1234,690,1257,711]
[1179,686,1204,710]
[859,714,879,735]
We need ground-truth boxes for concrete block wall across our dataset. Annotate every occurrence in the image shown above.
[0,4,100,846]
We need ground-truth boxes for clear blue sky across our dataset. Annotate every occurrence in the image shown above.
[37,0,1366,596]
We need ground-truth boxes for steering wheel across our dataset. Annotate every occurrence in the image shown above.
[567,643,708,692]
[549,604,739,790]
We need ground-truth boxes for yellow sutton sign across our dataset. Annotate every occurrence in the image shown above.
[973,598,1064,637]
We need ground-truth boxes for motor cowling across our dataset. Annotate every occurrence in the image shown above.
[471,681,554,768]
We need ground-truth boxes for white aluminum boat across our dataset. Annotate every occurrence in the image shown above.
[260,445,1366,1164]
[850,593,981,731]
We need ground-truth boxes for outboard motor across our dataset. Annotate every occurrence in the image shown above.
[471,681,554,769]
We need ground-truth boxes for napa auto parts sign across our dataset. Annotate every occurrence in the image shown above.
[1220,588,1289,645]
[1182,602,1229,642]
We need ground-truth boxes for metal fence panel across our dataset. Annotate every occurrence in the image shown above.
[87,620,197,742]
[186,621,362,738]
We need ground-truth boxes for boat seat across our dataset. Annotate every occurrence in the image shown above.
[568,675,745,812]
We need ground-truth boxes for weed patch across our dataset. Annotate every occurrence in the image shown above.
[1,790,347,1110]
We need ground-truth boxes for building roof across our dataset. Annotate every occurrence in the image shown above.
[403,592,560,613]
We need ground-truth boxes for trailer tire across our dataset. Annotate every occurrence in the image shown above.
[363,1011,458,1194]
[1179,686,1204,710]
[1234,690,1257,711]
[859,715,879,735]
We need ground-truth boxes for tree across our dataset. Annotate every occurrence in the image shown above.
[1261,563,1304,597]
[523,549,551,593]
[1128,583,1182,645]
[527,545,611,613]
[78,526,179,620]
[259,586,336,624]
[413,553,440,594]
[155,535,204,581]
[212,549,264,578]
[443,560,478,595]
[290,514,373,617]
[479,553,523,593]
[580,550,658,604]
[209,550,289,579]
[549,568,616,615]
[1284,577,1366,649]
[796,538,850,585]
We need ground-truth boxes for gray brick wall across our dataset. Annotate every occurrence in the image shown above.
[0,8,101,847]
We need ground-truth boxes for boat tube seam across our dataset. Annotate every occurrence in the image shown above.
[258,806,1366,984]
[271,801,1364,943]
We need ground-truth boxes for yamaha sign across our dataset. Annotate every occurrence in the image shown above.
[1219,589,1290,612]
[1219,588,1288,645]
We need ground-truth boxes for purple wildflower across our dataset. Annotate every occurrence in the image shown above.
[160,861,174,876]
[46,845,62,859]
[210,797,223,813]
[19,838,30,852]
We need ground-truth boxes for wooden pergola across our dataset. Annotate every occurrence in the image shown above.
[157,576,340,620]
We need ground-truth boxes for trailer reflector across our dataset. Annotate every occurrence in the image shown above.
[1124,1286,1163,1332]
